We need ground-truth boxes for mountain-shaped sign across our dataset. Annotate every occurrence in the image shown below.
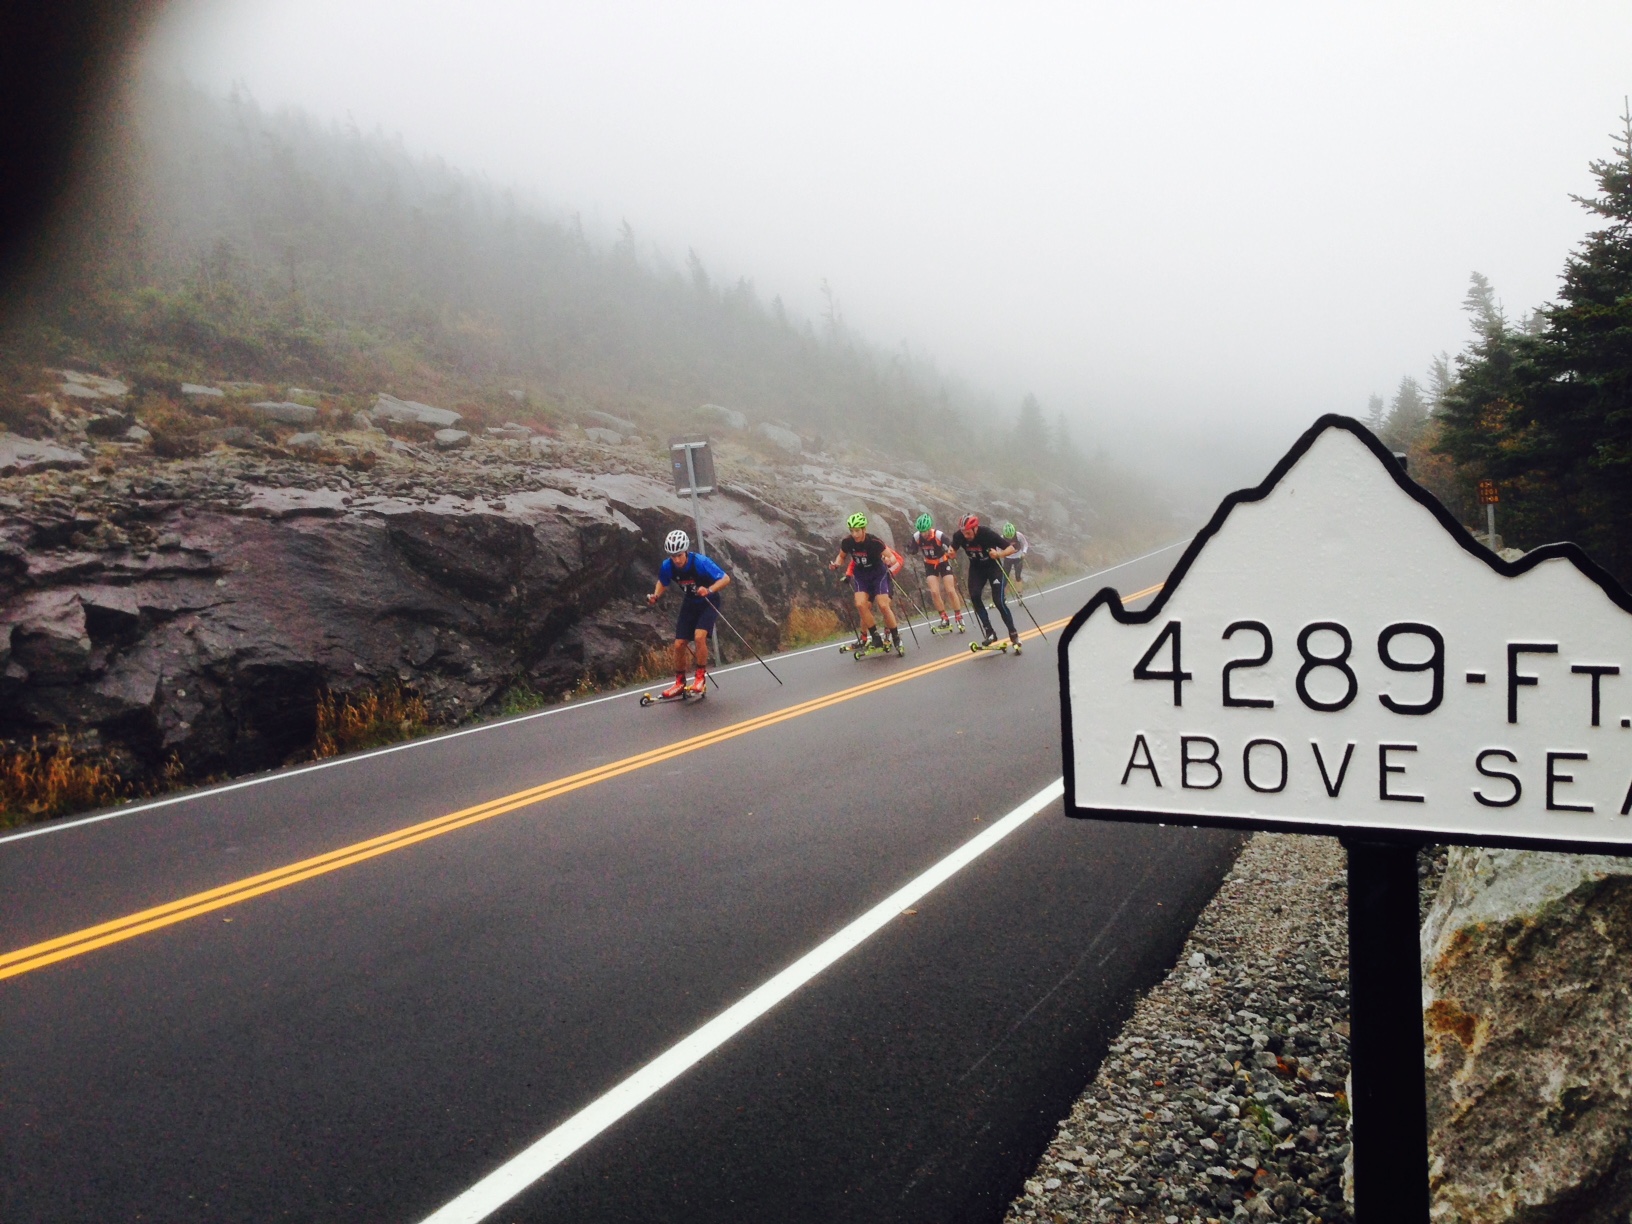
[1059,415,1632,852]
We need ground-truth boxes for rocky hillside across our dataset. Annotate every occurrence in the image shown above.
[0,370,1128,799]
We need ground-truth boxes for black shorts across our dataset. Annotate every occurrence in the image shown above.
[675,594,719,638]
[923,562,953,579]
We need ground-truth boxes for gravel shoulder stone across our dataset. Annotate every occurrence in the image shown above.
[1006,833,1353,1224]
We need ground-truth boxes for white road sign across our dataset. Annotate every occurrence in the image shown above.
[1060,417,1632,851]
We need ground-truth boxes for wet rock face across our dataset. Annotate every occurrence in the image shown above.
[1422,848,1632,1223]
[0,456,835,781]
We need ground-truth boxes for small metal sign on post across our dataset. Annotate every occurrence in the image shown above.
[1478,478,1500,548]
[1059,416,1632,1221]
[668,435,716,556]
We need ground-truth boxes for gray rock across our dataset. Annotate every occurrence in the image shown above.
[56,370,128,398]
[124,425,152,443]
[85,413,134,438]
[369,393,462,428]
[433,429,471,450]
[180,383,225,399]
[582,410,637,434]
[1423,848,1632,1222]
[249,401,319,425]
[285,432,325,450]
[506,389,527,403]
[0,433,90,476]
[485,424,533,440]
[583,427,623,446]
[756,422,803,453]
[696,403,748,430]
[351,412,382,432]
[57,382,110,401]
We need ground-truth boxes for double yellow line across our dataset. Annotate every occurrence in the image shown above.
[1,583,1161,983]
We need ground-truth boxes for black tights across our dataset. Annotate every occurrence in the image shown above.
[967,567,1016,637]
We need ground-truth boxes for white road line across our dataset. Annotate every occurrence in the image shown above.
[416,776,1067,1224]
[0,542,1181,846]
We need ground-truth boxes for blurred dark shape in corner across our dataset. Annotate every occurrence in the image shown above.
[0,1,165,287]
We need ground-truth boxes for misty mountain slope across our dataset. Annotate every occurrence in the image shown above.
[8,82,1052,476]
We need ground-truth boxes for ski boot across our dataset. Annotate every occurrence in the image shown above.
[955,613,967,634]
[890,626,903,656]
[686,670,708,697]
[1009,630,1023,656]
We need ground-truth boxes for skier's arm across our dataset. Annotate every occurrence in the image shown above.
[704,573,731,596]
[647,579,668,605]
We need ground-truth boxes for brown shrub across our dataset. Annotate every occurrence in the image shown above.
[782,601,843,648]
[0,739,124,828]
[313,684,431,759]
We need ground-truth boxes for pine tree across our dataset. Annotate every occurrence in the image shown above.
[1434,106,1632,580]
[1506,102,1632,576]
[1384,376,1428,446]
[1014,393,1049,455]
[1365,394,1385,433]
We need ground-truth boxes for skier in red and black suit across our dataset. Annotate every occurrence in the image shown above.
[909,513,965,632]
[950,514,1019,647]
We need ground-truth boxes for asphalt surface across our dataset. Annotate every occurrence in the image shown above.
[0,543,1244,1223]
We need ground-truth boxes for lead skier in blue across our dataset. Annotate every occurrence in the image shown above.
[647,529,732,698]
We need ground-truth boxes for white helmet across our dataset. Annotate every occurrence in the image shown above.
[664,529,691,554]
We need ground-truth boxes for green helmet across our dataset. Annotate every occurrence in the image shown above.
[1002,521,1017,539]
[846,512,868,531]
[914,513,933,533]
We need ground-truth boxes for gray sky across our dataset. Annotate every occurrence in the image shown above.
[145,1,1632,487]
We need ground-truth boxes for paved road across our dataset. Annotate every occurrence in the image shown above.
[0,543,1242,1223]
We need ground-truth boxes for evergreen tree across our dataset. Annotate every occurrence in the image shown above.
[1364,393,1385,433]
[1504,104,1632,576]
[1384,376,1428,446]
[1434,107,1632,580]
[1014,393,1049,455]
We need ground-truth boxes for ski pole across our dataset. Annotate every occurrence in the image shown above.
[688,640,722,690]
[835,573,866,646]
[1006,573,1048,640]
[713,604,783,685]
[885,568,921,648]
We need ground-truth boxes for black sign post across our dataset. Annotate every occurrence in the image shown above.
[1059,415,1632,1220]
[1343,838,1431,1220]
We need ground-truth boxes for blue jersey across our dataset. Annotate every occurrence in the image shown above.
[660,552,727,597]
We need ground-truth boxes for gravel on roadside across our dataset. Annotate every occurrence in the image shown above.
[1004,833,1354,1224]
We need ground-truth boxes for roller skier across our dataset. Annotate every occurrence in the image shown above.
[646,529,731,698]
[1000,522,1029,586]
[951,514,1020,652]
[829,513,904,657]
[908,513,966,633]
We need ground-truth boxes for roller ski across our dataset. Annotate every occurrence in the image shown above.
[838,631,869,654]
[929,613,966,636]
[970,630,1022,656]
[851,627,904,660]
[639,673,709,706]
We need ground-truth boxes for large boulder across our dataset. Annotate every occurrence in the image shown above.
[1423,847,1632,1222]
[696,403,748,431]
[249,401,319,425]
[0,433,88,477]
[583,427,623,446]
[368,393,462,429]
[756,422,803,453]
[582,409,637,434]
